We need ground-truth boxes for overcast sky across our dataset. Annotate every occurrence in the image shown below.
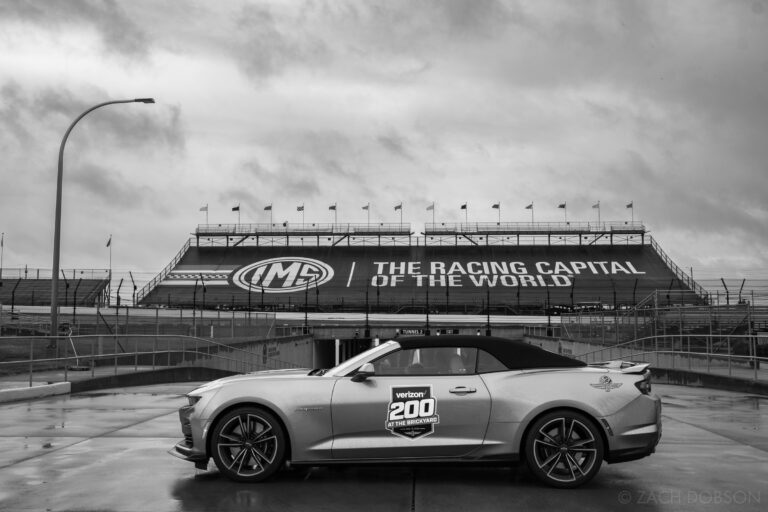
[1,0,767,287]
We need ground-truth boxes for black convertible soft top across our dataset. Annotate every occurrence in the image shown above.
[395,335,586,370]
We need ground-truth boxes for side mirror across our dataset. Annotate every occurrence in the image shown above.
[351,362,375,382]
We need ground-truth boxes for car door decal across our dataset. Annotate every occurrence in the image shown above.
[385,385,440,439]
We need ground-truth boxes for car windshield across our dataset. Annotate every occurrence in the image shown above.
[323,340,400,377]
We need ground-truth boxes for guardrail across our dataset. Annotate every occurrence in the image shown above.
[573,334,765,382]
[0,268,110,280]
[0,334,306,388]
[195,223,413,235]
[136,239,191,303]
[425,221,646,234]
[648,236,708,301]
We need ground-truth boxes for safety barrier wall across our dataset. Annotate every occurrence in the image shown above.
[0,334,312,385]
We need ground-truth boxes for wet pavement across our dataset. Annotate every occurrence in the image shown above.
[0,383,765,512]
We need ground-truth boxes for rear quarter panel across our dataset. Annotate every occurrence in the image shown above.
[479,367,641,455]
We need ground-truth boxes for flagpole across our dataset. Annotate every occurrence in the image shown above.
[432,203,435,225]
[205,204,208,224]
[0,232,4,280]
[498,204,501,224]
[108,234,112,306]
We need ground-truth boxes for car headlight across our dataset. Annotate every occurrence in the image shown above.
[186,380,226,408]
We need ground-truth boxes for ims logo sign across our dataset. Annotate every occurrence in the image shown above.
[231,257,334,293]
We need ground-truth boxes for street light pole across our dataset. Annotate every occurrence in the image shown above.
[50,98,154,338]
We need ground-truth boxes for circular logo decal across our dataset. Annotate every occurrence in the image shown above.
[231,257,334,293]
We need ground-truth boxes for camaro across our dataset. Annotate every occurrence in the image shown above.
[171,335,661,488]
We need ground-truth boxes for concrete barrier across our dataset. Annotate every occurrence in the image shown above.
[0,381,71,403]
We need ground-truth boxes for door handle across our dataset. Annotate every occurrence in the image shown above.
[449,386,476,394]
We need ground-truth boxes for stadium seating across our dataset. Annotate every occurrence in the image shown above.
[138,243,704,313]
[0,278,108,307]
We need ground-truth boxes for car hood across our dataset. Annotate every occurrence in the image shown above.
[189,368,314,396]
[214,368,312,385]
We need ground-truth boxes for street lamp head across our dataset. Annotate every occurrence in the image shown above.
[134,98,155,104]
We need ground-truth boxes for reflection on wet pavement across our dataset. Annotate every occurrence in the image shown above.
[0,383,764,512]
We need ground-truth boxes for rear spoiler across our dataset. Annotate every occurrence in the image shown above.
[589,360,651,374]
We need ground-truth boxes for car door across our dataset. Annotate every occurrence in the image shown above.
[330,346,491,460]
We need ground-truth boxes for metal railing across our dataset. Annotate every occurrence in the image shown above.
[136,239,191,303]
[573,334,766,382]
[0,334,307,388]
[425,221,646,234]
[0,268,110,280]
[648,236,708,300]
[195,223,413,236]
[559,303,768,347]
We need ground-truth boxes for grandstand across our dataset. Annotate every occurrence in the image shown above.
[137,221,707,314]
[0,269,109,309]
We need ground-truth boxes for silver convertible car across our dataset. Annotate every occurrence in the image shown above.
[171,335,660,488]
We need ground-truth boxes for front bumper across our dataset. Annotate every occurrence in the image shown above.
[170,404,209,469]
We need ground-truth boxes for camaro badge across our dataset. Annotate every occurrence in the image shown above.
[386,386,440,439]
[591,375,623,392]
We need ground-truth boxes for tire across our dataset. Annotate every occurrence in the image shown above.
[524,410,604,488]
[210,407,286,482]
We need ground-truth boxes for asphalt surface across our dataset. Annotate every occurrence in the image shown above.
[0,383,765,512]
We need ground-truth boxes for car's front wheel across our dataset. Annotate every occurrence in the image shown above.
[210,406,286,482]
[524,410,604,488]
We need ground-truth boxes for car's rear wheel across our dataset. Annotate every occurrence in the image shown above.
[210,407,286,482]
[524,410,604,488]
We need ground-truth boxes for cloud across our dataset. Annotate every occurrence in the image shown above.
[377,131,416,161]
[67,162,158,209]
[0,0,150,59]
[0,82,34,148]
[232,3,330,81]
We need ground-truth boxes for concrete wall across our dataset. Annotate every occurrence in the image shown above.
[523,333,767,395]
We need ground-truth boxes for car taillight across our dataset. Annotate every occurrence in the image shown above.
[634,373,652,395]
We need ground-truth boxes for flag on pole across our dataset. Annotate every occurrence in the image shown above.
[264,204,272,211]
[106,236,112,248]
[362,203,369,210]
[232,205,240,212]
[426,203,434,211]
[329,204,337,211]
[592,202,600,209]
[460,203,467,210]
[492,203,500,209]
[626,201,633,208]
[525,203,533,210]
[558,203,566,209]
[297,205,304,212]
[199,204,208,212]
[394,203,402,211]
